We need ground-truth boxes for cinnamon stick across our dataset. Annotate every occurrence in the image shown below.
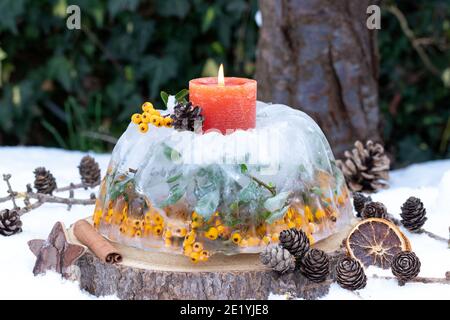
[73,220,122,264]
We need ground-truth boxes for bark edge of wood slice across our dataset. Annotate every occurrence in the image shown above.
[66,218,355,300]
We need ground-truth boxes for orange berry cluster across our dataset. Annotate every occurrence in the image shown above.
[131,102,173,133]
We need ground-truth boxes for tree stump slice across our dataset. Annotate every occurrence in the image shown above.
[67,219,354,300]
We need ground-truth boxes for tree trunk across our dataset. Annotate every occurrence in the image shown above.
[256,0,381,157]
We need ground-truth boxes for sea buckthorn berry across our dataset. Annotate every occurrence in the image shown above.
[184,231,196,244]
[308,222,317,233]
[144,225,152,236]
[305,206,314,222]
[135,229,142,237]
[142,102,154,112]
[199,250,209,261]
[315,209,326,220]
[163,117,173,127]
[139,123,149,133]
[287,221,296,229]
[149,109,161,116]
[149,115,159,125]
[271,233,279,242]
[141,112,151,123]
[119,225,127,234]
[152,213,163,225]
[190,252,200,263]
[231,232,242,245]
[193,242,203,252]
[217,225,225,235]
[164,229,173,238]
[132,219,142,228]
[183,244,193,256]
[262,236,271,245]
[205,227,218,240]
[192,212,199,218]
[154,117,164,127]
[175,227,187,237]
[153,225,163,236]
[286,208,294,220]
[247,237,261,246]
[165,238,172,247]
[131,113,142,124]
[337,195,345,205]
[295,216,303,226]
[239,239,249,247]
[104,215,112,224]
[307,233,315,245]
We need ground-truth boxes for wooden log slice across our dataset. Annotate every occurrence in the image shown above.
[67,219,356,300]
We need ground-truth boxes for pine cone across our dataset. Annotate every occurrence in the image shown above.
[361,201,387,219]
[279,228,310,260]
[336,257,367,290]
[0,209,22,236]
[33,167,57,195]
[170,102,204,132]
[391,251,421,282]
[79,155,101,188]
[353,192,372,218]
[400,197,427,232]
[299,249,329,283]
[260,244,295,274]
[336,140,390,193]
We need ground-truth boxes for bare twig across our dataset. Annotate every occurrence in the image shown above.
[18,201,43,215]
[67,183,75,211]
[17,192,95,207]
[1,173,96,217]
[371,274,450,285]
[245,173,277,196]
[0,194,12,203]
[387,5,441,78]
[3,174,18,209]
[56,182,85,192]
[386,213,447,243]
[417,229,448,243]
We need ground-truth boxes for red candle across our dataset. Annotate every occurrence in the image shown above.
[189,65,257,134]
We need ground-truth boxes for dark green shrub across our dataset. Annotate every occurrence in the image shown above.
[0,0,258,151]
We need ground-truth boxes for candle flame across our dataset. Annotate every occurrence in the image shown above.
[218,64,225,86]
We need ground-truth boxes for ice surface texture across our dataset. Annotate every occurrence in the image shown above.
[93,102,353,260]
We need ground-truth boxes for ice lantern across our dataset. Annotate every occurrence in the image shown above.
[93,102,353,263]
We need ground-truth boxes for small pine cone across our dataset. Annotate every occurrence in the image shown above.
[33,167,57,195]
[279,228,310,259]
[336,257,367,290]
[391,251,421,282]
[353,192,372,218]
[170,102,204,132]
[361,201,387,219]
[299,249,330,283]
[336,140,390,193]
[79,155,101,188]
[0,209,22,236]
[400,197,427,232]
[260,244,296,274]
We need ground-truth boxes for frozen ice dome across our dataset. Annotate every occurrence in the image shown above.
[93,102,353,261]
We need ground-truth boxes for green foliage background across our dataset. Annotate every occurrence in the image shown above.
[0,0,449,167]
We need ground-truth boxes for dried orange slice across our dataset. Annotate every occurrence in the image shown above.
[346,218,411,269]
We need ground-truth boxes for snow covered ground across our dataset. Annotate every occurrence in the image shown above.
[0,147,448,300]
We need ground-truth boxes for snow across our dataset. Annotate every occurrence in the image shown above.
[0,146,449,300]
